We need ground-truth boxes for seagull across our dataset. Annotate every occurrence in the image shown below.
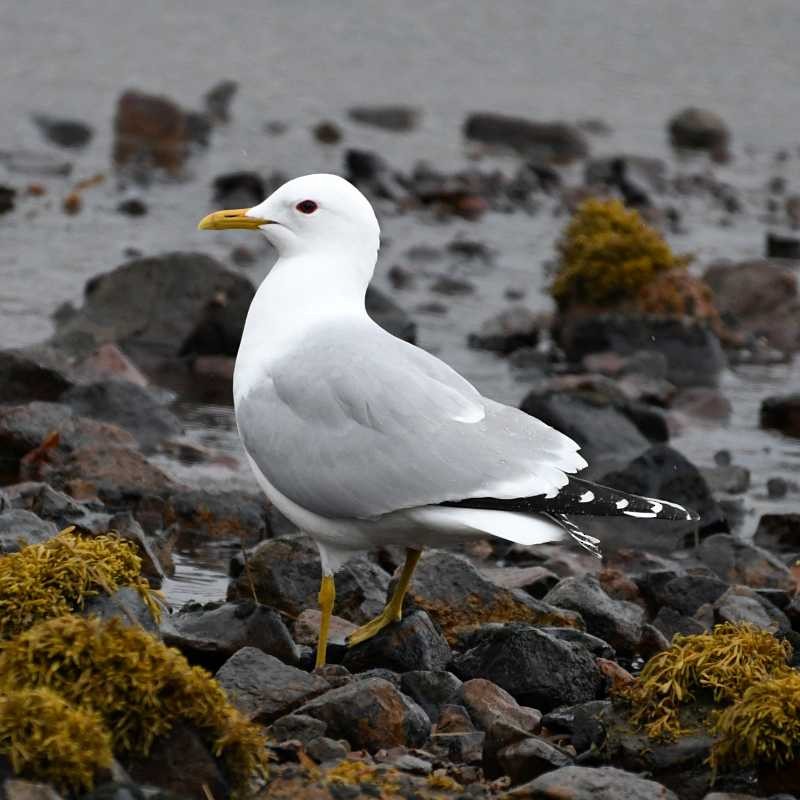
[198,174,697,667]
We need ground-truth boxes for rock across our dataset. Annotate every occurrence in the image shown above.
[585,155,666,195]
[0,185,15,214]
[83,586,159,633]
[653,574,729,617]
[652,605,707,640]
[105,511,167,583]
[61,381,181,452]
[2,781,63,800]
[503,765,678,799]
[164,488,269,543]
[668,108,730,159]
[766,231,800,259]
[348,105,419,132]
[343,610,452,673]
[761,394,800,439]
[452,624,603,711]
[541,700,611,754]
[713,587,783,631]
[698,533,795,592]
[520,389,649,477]
[468,307,543,354]
[125,721,228,798]
[0,509,57,553]
[270,713,327,744]
[293,609,356,647]
[162,600,300,667]
[701,465,750,495]
[312,121,342,144]
[216,647,329,723]
[464,114,588,163]
[54,253,255,368]
[305,736,348,763]
[400,671,463,721]
[767,477,790,499]
[430,707,486,763]
[404,550,582,643]
[31,114,93,149]
[563,314,726,389]
[598,445,727,543]
[365,286,416,343]
[544,576,643,655]
[71,344,149,386]
[0,351,72,404]
[345,149,394,196]
[0,150,72,177]
[204,80,238,124]
[212,171,265,209]
[113,90,193,176]
[539,627,615,660]
[704,260,800,353]
[480,566,560,598]
[498,737,573,785]
[228,535,391,624]
[754,513,800,552]
[296,677,430,751]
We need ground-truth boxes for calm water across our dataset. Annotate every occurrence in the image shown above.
[2,1,799,604]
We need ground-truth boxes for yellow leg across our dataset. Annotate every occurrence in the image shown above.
[315,574,336,669]
[347,548,422,647]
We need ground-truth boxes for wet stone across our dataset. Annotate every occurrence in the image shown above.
[537,627,615,660]
[698,533,795,592]
[342,610,452,673]
[497,737,573,785]
[216,647,330,723]
[400,670,463,722]
[468,307,543,354]
[655,574,729,616]
[165,488,268,543]
[0,351,72,404]
[541,700,611,754]
[0,509,57,553]
[754,513,800,553]
[652,606,707,641]
[269,713,327,744]
[82,586,159,634]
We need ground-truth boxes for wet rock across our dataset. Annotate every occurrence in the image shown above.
[113,90,194,177]
[0,509,57,553]
[754,513,800,553]
[32,114,93,149]
[544,576,643,655]
[204,80,238,124]
[343,610,452,673]
[539,627,615,660]
[404,550,582,643]
[105,511,167,583]
[498,737,573,785]
[212,171,265,209]
[713,586,786,632]
[125,722,228,798]
[464,113,588,163]
[83,586,159,634]
[503,764,678,799]
[0,351,72,404]
[541,699,610,754]
[61,381,181,452]
[654,574,729,616]
[698,533,795,592]
[468,307,543,354]
[162,600,300,668]
[296,677,431,751]
[164,488,268,543]
[400,670,463,721]
[520,389,649,477]
[366,285,417,343]
[0,185,15,214]
[668,107,730,160]
[704,259,800,354]
[651,605,706,640]
[228,535,391,624]
[348,105,419,132]
[270,713,327,744]
[761,394,800,439]
[345,148,394,196]
[216,647,329,722]
[294,608,356,648]
[558,314,725,388]
[480,566,560,599]
[701,465,750,495]
[767,477,790,499]
[452,624,603,711]
[585,155,666,195]
[766,230,800,259]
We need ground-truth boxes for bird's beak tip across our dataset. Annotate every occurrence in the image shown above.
[197,208,269,231]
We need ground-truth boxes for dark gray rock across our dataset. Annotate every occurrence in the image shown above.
[296,677,431,751]
[342,610,452,673]
[702,465,751,495]
[656,574,729,616]
[165,488,269,543]
[464,114,589,163]
[228,534,391,624]
[652,607,707,641]
[482,566,561,599]
[216,647,329,723]
[452,624,603,711]
[212,171,264,208]
[498,737,573,785]
[698,533,794,592]
[400,670,463,721]
[0,509,57,552]
[544,575,644,655]
[82,586,159,634]
[348,105,419,132]
[755,513,800,552]
[502,765,678,799]
[541,700,611,754]
[204,80,238,124]
[162,600,299,667]
[760,394,800,439]
[61,382,182,452]
[32,114,93,149]
[469,307,542,354]
[269,713,327,744]
[0,351,72,404]
[713,585,791,634]
[668,108,730,158]
[538,627,615,660]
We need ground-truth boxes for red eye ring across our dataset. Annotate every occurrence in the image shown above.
[296,200,318,214]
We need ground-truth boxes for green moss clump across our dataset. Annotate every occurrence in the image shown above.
[0,528,161,639]
[711,670,800,771]
[0,687,113,792]
[551,198,690,309]
[0,615,268,791]
[620,623,791,739]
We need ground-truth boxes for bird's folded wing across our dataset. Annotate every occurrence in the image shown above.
[236,324,586,519]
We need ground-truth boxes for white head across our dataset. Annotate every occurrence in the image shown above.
[198,173,380,263]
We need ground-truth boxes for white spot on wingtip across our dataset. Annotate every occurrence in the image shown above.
[649,501,663,514]
[579,490,594,503]
[624,510,657,518]
[615,499,629,509]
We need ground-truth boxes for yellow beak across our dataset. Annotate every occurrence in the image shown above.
[197,208,270,230]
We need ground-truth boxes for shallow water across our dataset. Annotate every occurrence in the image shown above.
[2,1,800,604]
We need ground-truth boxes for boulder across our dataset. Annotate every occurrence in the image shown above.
[544,576,644,655]
[468,307,543,354]
[538,627,615,660]
[348,105,419,132]
[697,533,795,592]
[216,647,329,722]
[269,713,327,744]
[164,488,269,543]
[0,509,57,553]
[82,586,159,634]
[541,700,611,754]
[761,394,800,439]
[296,677,430,751]
[452,624,603,711]
[464,113,589,163]
[0,351,72,404]
[754,513,800,553]
[498,737,573,785]
[400,671,463,721]
[713,586,789,632]
[652,606,707,640]
[31,114,93,149]
[668,107,730,159]
[654,574,729,616]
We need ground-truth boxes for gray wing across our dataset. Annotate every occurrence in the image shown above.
[236,321,586,519]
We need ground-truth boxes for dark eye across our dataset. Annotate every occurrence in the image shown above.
[295,200,318,214]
